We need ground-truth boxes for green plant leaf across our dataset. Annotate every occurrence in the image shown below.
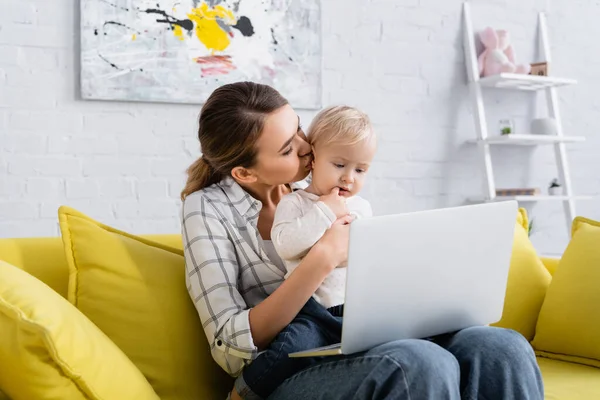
[528,219,534,237]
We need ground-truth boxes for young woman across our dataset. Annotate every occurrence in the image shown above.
[181,81,544,400]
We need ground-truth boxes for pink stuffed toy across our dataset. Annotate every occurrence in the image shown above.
[478,27,530,77]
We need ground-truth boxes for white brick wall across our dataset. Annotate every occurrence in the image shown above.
[1,0,599,255]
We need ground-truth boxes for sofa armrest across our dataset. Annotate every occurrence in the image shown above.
[540,257,560,276]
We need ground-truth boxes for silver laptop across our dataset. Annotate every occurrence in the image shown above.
[289,201,517,358]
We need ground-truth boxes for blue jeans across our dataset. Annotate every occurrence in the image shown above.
[238,298,344,399]
[268,326,544,399]
[237,299,544,400]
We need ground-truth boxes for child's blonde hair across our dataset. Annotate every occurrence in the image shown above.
[307,105,374,148]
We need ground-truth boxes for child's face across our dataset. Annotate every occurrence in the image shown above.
[310,138,376,198]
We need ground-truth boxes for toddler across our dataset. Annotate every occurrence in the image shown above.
[272,105,376,308]
[237,106,376,400]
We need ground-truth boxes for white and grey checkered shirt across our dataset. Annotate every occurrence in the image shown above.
[182,177,307,377]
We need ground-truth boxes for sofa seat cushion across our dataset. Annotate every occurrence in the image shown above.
[490,208,551,341]
[58,206,232,400]
[532,216,600,367]
[538,356,600,399]
[0,260,158,400]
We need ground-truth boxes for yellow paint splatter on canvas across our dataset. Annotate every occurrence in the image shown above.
[173,25,184,40]
[185,3,236,52]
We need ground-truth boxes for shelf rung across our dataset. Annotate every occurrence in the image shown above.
[468,134,585,146]
[470,195,593,202]
[476,73,577,91]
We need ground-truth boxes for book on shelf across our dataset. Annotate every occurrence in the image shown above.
[495,188,541,197]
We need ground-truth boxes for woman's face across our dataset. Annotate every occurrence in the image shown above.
[252,104,312,185]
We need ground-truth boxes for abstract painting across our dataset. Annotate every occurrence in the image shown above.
[80,0,321,108]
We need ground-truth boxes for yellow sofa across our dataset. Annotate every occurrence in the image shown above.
[1,235,600,399]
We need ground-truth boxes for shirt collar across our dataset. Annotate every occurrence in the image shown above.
[295,189,319,201]
[217,177,261,223]
[217,176,310,223]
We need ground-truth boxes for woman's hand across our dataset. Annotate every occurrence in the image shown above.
[312,214,354,270]
[334,214,355,225]
[230,389,242,400]
[247,209,353,350]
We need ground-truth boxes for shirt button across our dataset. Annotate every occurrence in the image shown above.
[217,340,223,346]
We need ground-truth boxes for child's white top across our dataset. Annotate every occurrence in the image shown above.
[271,190,372,308]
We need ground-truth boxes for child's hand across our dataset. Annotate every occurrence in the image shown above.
[319,187,348,219]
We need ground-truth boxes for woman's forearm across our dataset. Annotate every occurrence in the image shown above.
[248,244,334,350]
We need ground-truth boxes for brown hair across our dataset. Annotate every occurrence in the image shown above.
[181,82,289,200]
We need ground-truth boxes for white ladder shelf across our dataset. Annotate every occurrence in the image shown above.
[462,2,589,234]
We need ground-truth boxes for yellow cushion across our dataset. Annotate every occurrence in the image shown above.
[0,236,181,301]
[532,217,600,367]
[58,206,232,400]
[143,234,184,251]
[0,260,158,400]
[540,256,561,276]
[537,357,600,399]
[491,208,552,341]
[0,237,70,298]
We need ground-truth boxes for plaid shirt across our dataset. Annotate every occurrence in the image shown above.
[182,177,306,377]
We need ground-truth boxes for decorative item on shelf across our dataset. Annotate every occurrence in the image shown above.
[498,119,514,135]
[477,27,531,77]
[529,62,548,76]
[496,188,541,196]
[530,118,558,135]
[548,178,563,195]
[528,218,535,238]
